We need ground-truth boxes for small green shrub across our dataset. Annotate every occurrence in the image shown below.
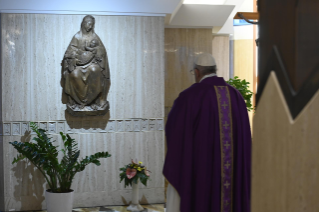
[226,76,254,112]
[9,122,111,193]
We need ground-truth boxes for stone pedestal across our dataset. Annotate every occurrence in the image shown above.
[66,101,109,117]
[127,182,144,211]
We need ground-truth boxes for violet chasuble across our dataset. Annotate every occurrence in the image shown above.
[163,76,251,212]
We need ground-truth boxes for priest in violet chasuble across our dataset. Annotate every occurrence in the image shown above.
[163,53,252,212]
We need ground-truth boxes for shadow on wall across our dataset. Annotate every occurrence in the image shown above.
[64,111,110,130]
[120,194,149,206]
[121,196,129,205]
[140,195,149,205]
[12,131,46,211]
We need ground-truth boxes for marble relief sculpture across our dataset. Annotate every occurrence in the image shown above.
[62,15,110,116]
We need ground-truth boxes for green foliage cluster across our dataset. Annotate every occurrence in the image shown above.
[226,76,254,112]
[9,122,111,193]
[119,162,150,188]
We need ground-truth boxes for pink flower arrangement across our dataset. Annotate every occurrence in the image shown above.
[126,168,137,179]
[119,159,151,187]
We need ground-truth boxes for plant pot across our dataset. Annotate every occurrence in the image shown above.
[45,189,74,212]
[127,182,144,211]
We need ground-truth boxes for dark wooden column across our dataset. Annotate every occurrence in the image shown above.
[256,0,319,118]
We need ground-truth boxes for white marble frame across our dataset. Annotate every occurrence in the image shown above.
[0,119,164,136]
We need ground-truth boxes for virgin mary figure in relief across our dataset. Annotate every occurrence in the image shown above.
[62,15,110,116]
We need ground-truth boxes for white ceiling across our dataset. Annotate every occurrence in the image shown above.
[0,0,181,15]
[167,0,247,34]
[0,0,248,34]
[169,4,235,28]
[183,0,227,4]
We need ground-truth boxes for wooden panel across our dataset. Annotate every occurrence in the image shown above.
[296,1,319,90]
[252,72,319,212]
[233,12,259,20]
[234,40,254,83]
[257,0,319,119]
[165,28,212,108]
[258,0,296,89]
[253,0,257,106]
[234,39,254,124]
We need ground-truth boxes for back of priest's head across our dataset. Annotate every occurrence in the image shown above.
[194,53,217,74]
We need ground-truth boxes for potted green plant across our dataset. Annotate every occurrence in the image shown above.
[9,122,111,212]
[119,160,151,211]
[226,76,255,112]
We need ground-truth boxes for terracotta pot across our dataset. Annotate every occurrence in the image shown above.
[45,189,74,212]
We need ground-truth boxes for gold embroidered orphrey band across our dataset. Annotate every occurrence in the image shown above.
[215,86,234,212]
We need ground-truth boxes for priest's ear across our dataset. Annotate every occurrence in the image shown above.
[194,68,201,83]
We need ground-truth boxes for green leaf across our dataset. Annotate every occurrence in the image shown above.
[133,176,138,184]
[12,153,26,164]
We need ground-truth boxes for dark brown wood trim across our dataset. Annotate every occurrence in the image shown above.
[234,12,259,20]
[253,1,257,108]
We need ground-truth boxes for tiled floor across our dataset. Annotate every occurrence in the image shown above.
[29,204,164,212]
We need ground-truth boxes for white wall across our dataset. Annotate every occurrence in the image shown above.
[0,14,165,211]
[237,0,253,12]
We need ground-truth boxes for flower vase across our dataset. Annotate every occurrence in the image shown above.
[127,181,144,211]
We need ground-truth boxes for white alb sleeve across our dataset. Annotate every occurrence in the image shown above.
[166,184,181,212]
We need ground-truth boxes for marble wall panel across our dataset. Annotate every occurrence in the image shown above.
[96,16,165,120]
[2,14,164,121]
[73,188,165,208]
[30,15,75,121]
[212,35,230,80]
[1,14,32,122]
[0,14,2,124]
[234,39,254,124]
[3,131,164,211]
[70,132,165,194]
[1,14,165,211]
[164,28,213,108]
[0,136,4,210]
[252,72,319,212]
[3,135,50,211]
